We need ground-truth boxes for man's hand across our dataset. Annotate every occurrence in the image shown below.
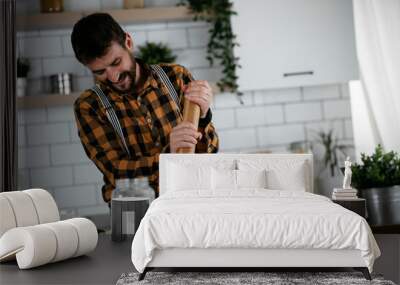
[170,122,202,153]
[183,80,213,118]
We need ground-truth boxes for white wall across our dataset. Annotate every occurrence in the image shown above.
[17,0,355,217]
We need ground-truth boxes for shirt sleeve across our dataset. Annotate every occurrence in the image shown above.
[73,96,160,184]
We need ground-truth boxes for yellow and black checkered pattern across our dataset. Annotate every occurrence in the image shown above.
[74,59,219,202]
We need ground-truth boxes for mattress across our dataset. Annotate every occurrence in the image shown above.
[131,189,380,273]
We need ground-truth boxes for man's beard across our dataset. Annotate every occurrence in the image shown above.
[106,53,136,94]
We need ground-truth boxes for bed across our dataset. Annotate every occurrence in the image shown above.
[131,154,380,280]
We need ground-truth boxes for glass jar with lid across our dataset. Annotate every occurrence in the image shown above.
[131,176,155,203]
[112,178,134,199]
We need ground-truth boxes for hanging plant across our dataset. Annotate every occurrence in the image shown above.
[136,42,177,65]
[178,0,242,97]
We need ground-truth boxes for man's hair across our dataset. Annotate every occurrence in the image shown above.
[71,13,126,64]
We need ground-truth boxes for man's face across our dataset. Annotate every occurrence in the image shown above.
[87,35,136,93]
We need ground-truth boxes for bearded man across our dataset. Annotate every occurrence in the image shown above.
[71,13,218,203]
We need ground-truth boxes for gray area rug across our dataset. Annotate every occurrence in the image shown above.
[116,271,396,285]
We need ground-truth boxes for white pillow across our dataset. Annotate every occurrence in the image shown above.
[238,159,307,191]
[236,169,267,188]
[212,168,237,190]
[167,162,212,191]
[266,162,306,191]
[212,169,268,190]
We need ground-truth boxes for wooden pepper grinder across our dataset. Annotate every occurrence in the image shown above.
[177,92,201,153]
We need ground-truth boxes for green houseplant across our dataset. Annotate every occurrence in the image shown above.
[17,57,30,97]
[352,145,400,189]
[310,129,353,197]
[136,42,177,65]
[351,145,400,226]
[312,129,352,177]
[178,0,241,96]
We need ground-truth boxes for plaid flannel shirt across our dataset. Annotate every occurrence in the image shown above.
[74,59,219,202]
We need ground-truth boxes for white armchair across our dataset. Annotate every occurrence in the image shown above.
[0,189,98,269]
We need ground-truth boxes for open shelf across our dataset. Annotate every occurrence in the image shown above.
[17,6,193,31]
[17,93,80,109]
[17,83,220,110]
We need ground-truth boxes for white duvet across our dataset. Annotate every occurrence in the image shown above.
[131,189,380,273]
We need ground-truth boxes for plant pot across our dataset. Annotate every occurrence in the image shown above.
[359,185,400,226]
[123,0,144,9]
[40,0,63,13]
[16,78,27,97]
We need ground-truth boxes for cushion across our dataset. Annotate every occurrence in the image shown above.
[0,218,98,269]
[237,169,267,188]
[212,169,267,190]
[24,189,60,223]
[0,189,60,238]
[42,221,78,262]
[0,196,17,237]
[267,163,306,191]
[212,168,237,190]
[167,162,212,191]
[0,191,39,227]
[238,159,307,191]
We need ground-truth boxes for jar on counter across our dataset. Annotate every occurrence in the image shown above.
[131,177,155,203]
[41,0,63,13]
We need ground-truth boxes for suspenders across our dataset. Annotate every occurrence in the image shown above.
[90,65,181,157]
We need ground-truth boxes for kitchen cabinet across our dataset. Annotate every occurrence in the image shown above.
[231,0,358,91]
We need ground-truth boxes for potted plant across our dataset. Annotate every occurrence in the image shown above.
[136,42,177,65]
[311,129,353,197]
[17,57,30,97]
[351,145,400,226]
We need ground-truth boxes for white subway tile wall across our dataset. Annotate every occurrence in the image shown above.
[17,0,355,216]
[323,99,352,119]
[47,106,76,122]
[212,109,235,130]
[177,48,209,69]
[30,166,74,188]
[18,126,26,147]
[19,146,51,168]
[258,124,305,146]
[303,84,341,101]
[148,29,188,49]
[285,102,323,123]
[218,128,258,150]
[73,164,103,185]
[187,27,210,48]
[236,106,266,128]
[27,123,70,145]
[53,185,98,208]
[50,143,90,165]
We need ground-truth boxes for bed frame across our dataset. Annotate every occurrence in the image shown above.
[138,154,372,280]
[140,248,371,280]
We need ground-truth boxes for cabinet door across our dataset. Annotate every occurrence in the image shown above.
[231,0,359,91]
